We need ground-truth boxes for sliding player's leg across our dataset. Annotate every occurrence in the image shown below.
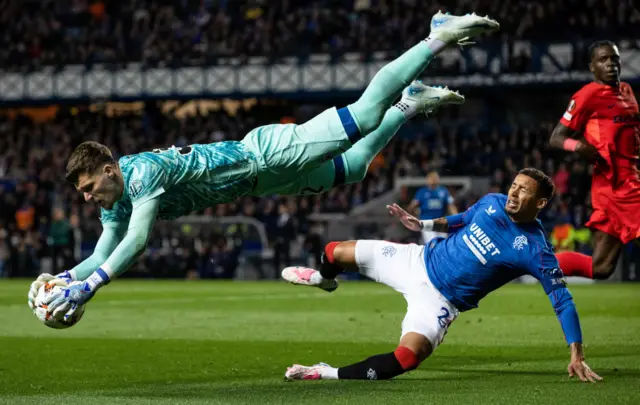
[282,240,458,380]
[244,12,498,195]
[259,82,464,196]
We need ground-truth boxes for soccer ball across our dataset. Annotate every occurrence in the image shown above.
[33,281,86,329]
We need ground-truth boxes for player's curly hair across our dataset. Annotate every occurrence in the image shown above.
[588,40,616,62]
[519,168,555,200]
[65,141,116,185]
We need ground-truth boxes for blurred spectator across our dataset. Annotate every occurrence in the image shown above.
[2,0,638,71]
[273,201,296,274]
[48,207,74,274]
[0,95,601,277]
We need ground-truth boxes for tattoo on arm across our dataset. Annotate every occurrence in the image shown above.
[433,218,448,233]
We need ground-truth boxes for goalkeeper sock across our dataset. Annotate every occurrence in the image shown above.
[556,252,593,279]
[319,242,343,279]
[347,41,434,136]
[334,107,407,187]
[337,346,419,380]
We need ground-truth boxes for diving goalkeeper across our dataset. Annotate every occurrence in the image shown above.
[27,11,499,321]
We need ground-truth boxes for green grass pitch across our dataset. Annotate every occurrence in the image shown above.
[0,280,639,404]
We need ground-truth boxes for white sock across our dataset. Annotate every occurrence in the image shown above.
[393,101,418,120]
[320,366,339,380]
[423,37,447,55]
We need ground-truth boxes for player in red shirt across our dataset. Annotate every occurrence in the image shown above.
[549,40,640,280]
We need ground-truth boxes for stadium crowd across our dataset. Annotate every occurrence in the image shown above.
[1,0,639,70]
[0,98,595,279]
[1,0,620,279]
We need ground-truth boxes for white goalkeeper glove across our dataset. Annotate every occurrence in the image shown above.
[27,271,75,311]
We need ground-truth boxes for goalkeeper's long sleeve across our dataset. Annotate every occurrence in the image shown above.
[69,222,128,281]
[101,197,160,278]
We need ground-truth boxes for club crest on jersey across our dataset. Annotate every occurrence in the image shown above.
[128,180,143,198]
[513,235,528,251]
[381,245,397,257]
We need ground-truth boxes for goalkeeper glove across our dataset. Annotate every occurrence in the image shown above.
[46,269,110,320]
[27,271,74,311]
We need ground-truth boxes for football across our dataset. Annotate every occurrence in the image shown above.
[33,281,86,329]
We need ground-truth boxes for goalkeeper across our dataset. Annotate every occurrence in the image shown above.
[27,11,499,321]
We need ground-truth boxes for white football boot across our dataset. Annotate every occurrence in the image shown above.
[429,11,500,46]
[281,266,338,292]
[396,81,465,117]
[284,363,334,381]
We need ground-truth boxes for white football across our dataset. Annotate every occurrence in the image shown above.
[34,281,86,329]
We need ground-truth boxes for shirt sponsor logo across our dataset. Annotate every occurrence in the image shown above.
[464,223,501,264]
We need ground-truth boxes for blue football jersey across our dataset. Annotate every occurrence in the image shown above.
[414,186,453,220]
[424,193,566,311]
[100,142,258,223]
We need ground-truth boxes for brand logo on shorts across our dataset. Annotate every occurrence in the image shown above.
[513,235,528,250]
[381,246,397,257]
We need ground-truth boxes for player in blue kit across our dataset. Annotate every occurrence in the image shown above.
[282,168,602,383]
[27,11,500,321]
[408,170,457,244]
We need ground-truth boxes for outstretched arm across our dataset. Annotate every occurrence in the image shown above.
[548,287,601,383]
[100,197,159,279]
[386,203,449,232]
[68,222,129,281]
[528,249,602,383]
[46,198,160,319]
[27,221,127,310]
[387,196,482,234]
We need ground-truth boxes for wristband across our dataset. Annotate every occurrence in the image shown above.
[563,138,579,152]
[419,220,434,231]
[86,268,111,291]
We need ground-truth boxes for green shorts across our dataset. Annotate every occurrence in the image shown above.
[241,107,354,196]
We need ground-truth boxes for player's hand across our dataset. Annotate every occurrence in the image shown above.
[27,271,75,311]
[55,270,75,284]
[46,281,96,320]
[28,273,56,311]
[568,358,602,383]
[386,203,423,232]
[576,142,601,163]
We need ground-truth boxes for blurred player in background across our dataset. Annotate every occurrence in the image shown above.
[27,12,499,321]
[408,170,457,244]
[282,168,601,383]
[549,40,640,280]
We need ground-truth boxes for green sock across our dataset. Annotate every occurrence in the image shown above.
[278,107,408,195]
[347,42,433,136]
[341,107,407,184]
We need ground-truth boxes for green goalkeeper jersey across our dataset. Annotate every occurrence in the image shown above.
[100,142,258,223]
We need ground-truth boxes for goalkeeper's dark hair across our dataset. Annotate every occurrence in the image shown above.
[66,141,116,185]
[519,168,555,200]
[588,40,616,62]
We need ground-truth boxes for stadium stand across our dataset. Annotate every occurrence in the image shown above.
[1,0,638,279]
